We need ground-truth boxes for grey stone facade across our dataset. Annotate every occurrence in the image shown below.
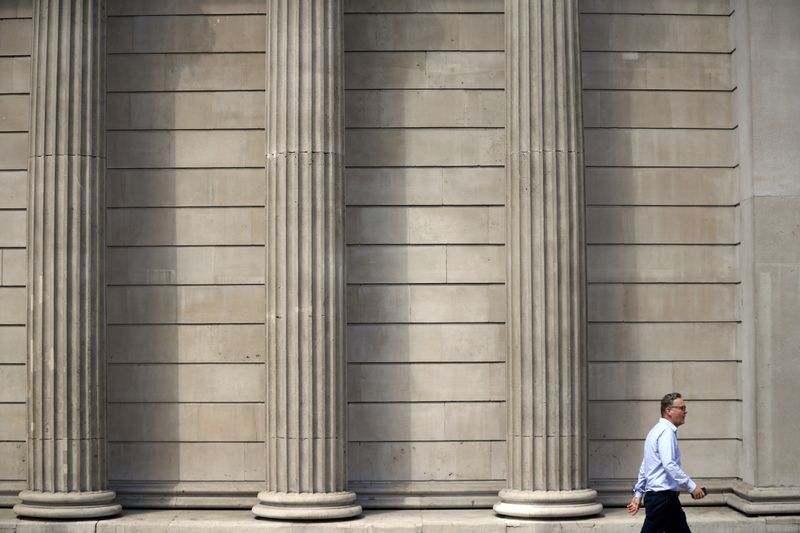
[0,0,798,525]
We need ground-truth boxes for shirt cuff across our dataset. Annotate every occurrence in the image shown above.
[634,491,643,499]
[686,480,697,493]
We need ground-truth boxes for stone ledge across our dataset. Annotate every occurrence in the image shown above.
[1,507,798,532]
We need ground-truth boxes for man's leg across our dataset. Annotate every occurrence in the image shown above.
[665,493,692,533]
[640,492,671,533]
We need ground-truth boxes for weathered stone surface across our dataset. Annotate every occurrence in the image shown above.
[585,129,737,167]
[110,443,264,481]
[754,197,800,263]
[349,402,505,441]
[0,443,25,480]
[108,0,266,15]
[588,283,739,322]
[0,94,28,131]
[107,131,263,168]
[586,206,737,244]
[347,323,506,363]
[589,361,739,400]
[345,14,502,51]
[583,90,733,128]
[587,245,738,282]
[108,324,264,364]
[0,171,26,208]
[108,92,265,130]
[581,14,732,52]
[588,323,737,361]
[345,51,504,89]
[0,403,25,440]
[582,52,732,90]
[108,364,264,403]
[0,249,25,286]
[107,286,263,324]
[0,287,24,324]
[108,53,265,91]
[0,211,25,247]
[346,207,504,244]
[0,57,30,94]
[0,326,25,364]
[347,245,446,283]
[0,365,25,402]
[108,403,265,442]
[108,15,265,53]
[346,0,504,13]
[579,0,733,14]
[0,133,27,170]
[0,19,31,55]
[347,284,505,323]
[585,168,737,206]
[349,442,505,481]
[348,362,505,402]
[0,0,33,18]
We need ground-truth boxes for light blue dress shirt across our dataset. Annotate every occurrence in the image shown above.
[633,418,697,499]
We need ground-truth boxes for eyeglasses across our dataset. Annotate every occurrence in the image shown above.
[669,405,687,412]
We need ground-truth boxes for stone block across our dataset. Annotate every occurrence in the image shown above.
[345,51,504,89]
[589,361,739,400]
[344,14,502,51]
[0,211,25,248]
[107,285,264,324]
[108,92,265,130]
[0,171,26,208]
[108,363,264,403]
[588,283,739,322]
[582,52,732,90]
[108,130,263,168]
[587,206,737,245]
[0,57,30,94]
[346,128,503,167]
[349,402,505,441]
[588,323,737,361]
[346,207,504,244]
[753,263,800,486]
[107,168,264,208]
[0,133,27,170]
[585,129,736,167]
[108,15,265,53]
[587,245,738,282]
[0,0,32,17]
[345,0,504,14]
[579,0,733,14]
[0,442,25,480]
[108,324,264,364]
[581,14,732,52]
[346,89,503,128]
[107,246,264,285]
[346,284,505,323]
[109,442,264,481]
[0,19,31,56]
[0,403,25,440]
[446,245,504,283]
[0,94,28,131]
[0,287,24,325]
[0,326,25,364]
[108,53,265,91]
[749,0,800,196]
[347,245,446,283]
[585,167,737,206]
[583,90,733,128]
[108,0,266,15]
[346,167,503,206]
[589,400,739,440]
[348,441,503,481]
[108,403,265,442]
[107,207,265,246]
[589,439,738,479]
[347,323,506,363]
[754,196,800,263]
[0,249,25,286]
[0,365,25,402]
[348,362,505,402]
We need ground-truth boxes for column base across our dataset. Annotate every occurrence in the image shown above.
[14,490,121,519]
[252,491,362,520]
[494,488,603,519]
[727,481,800,515]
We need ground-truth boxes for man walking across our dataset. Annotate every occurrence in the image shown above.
[627,392,705,532]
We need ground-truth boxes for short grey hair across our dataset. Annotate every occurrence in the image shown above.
[661,392,682,416]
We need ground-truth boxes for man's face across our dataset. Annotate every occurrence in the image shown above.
[665,397,687,427]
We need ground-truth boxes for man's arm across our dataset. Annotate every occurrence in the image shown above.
[628,458,647,515]
[656,430,696,493]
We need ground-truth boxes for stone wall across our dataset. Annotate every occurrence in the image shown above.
[0,0,30,507]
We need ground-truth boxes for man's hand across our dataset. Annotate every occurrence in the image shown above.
[691,487,706,500]
[627,497,641,515]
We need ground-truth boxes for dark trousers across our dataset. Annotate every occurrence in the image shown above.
[640,490,691,533]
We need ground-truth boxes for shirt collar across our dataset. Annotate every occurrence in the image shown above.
[659,417,678,432]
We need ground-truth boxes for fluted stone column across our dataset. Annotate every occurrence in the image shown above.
[13,0,119,520]
[252,0,360,521]
[495,0,602,518]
